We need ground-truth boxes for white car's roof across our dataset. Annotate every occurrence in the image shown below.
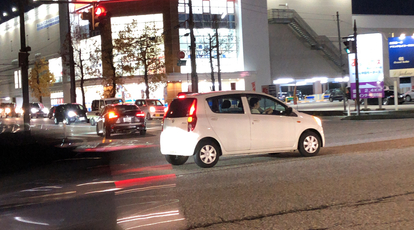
[181,90,272,99]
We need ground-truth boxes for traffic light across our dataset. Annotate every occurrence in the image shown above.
[94,6,108,29]
[80,8,94,31]
[343,39,356,54]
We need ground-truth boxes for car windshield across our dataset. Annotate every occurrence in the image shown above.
[66,104,84,110]
[105,99,123,105]
[147,100,163,106]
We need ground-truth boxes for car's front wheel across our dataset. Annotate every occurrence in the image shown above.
[165,155,189,165]
[329,97,333,102]
[298,131,321,157]
[96,124,103,137]
[90,118,96,126]
[406,95,412,102]
[193,140,220,168]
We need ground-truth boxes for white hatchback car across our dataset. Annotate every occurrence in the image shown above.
[160,91,325,168]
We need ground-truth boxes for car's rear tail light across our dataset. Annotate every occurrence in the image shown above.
[187,99,197,132]
[136,111,145,117]
[108,112,118,119]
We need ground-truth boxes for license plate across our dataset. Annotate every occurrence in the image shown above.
[79,117,85,121]
[124,117,131,122]
[154,114,160,117]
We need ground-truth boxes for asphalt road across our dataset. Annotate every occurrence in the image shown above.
[1,116,414,229]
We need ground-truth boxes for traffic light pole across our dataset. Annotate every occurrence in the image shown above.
[18,0,31,134]
[354,20,360,116]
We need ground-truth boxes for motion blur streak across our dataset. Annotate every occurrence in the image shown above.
[76,181,115,186]
[112,164,173,175]
[117,210,179,224]
[80,144,157,152]
[14,217,49,226]
[115,184,175,195]
[84,188,121,194]
[125,218,185,230]
[114,174,176,188]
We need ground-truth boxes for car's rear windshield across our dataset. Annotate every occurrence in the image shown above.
[165,98,195,118]
[105,99,123,105]
[113,105,139,112]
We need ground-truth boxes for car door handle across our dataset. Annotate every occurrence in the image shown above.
[211,117,218,121]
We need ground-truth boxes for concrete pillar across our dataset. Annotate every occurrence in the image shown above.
[313,81,322,94]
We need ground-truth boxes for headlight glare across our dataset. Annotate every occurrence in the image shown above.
[68,111,77,117]
[149,106,156,113]
[31,108,38,113]
[313,116,322,127]
[42,108,49,114]
[5,108,11,114]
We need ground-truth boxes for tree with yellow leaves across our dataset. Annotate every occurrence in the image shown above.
[28,58,56,103]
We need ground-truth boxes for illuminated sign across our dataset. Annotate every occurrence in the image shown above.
[348,33,384,99]
[388,36,414,77]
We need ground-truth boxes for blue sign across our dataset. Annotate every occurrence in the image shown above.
[37,16,59,31]
[388,36,414,70]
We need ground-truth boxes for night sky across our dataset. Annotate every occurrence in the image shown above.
[353,0,414,15]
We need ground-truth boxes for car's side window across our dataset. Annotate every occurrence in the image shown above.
[207,95,244,114]
[247,95,291,116]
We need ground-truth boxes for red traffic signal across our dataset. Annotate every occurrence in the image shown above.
[95,6,107,17]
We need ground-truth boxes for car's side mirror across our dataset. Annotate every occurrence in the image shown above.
[286,107,292,115]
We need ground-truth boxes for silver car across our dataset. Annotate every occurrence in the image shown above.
[135,99,166,120]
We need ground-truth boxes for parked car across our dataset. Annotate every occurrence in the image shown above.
[95,104,146,138]
[403,89,414,102]
[29,102,48,118]
[160,91,325,168]
[362,90,405,105]
[328,88,345,102]
[135,99,167,120]
[87,98,124,126]
[0,103,18,118]
[53,103,88,125]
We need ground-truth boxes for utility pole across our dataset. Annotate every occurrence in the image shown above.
[18,0,31,133]
[337,12,346,111]
[214,15,222,91]
[188,0,198,93]
[67,3,76,103]
[354,20,360,116]
[208,34,215,91]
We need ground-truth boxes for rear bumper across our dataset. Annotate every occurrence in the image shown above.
[160,129,199,156]
[110,122,146,132]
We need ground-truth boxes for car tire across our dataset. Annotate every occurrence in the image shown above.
[165,155,189,165]
[64,118,71,125]
[193,140,220,168]
[329,97,333,102]
[103,124,111,138]
[90,118,96,126]
[54,117,59,125]
[96,124,103,137]
[406,95,412,102]
[146,113,152,120]
[298,131,321,157]
[139,129,146,135]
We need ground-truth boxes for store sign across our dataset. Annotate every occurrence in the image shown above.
[348,33,384,99]
[388,36,414,77]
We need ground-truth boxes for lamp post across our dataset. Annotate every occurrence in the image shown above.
[188,0,198,93]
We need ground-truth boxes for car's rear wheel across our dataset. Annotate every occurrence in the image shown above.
[298,131,321,157]
[193,140,220,168]
[103,124,111,138]
[139,129,146,135]
[165,155,189,165]
[329,97,333,102]
[90,118,96,126]
[54,117,59,125]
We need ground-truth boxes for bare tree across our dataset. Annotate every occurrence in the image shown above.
[113,20,166,99]
[28,58,56,103]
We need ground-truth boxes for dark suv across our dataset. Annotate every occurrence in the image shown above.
[54,103,88,125]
